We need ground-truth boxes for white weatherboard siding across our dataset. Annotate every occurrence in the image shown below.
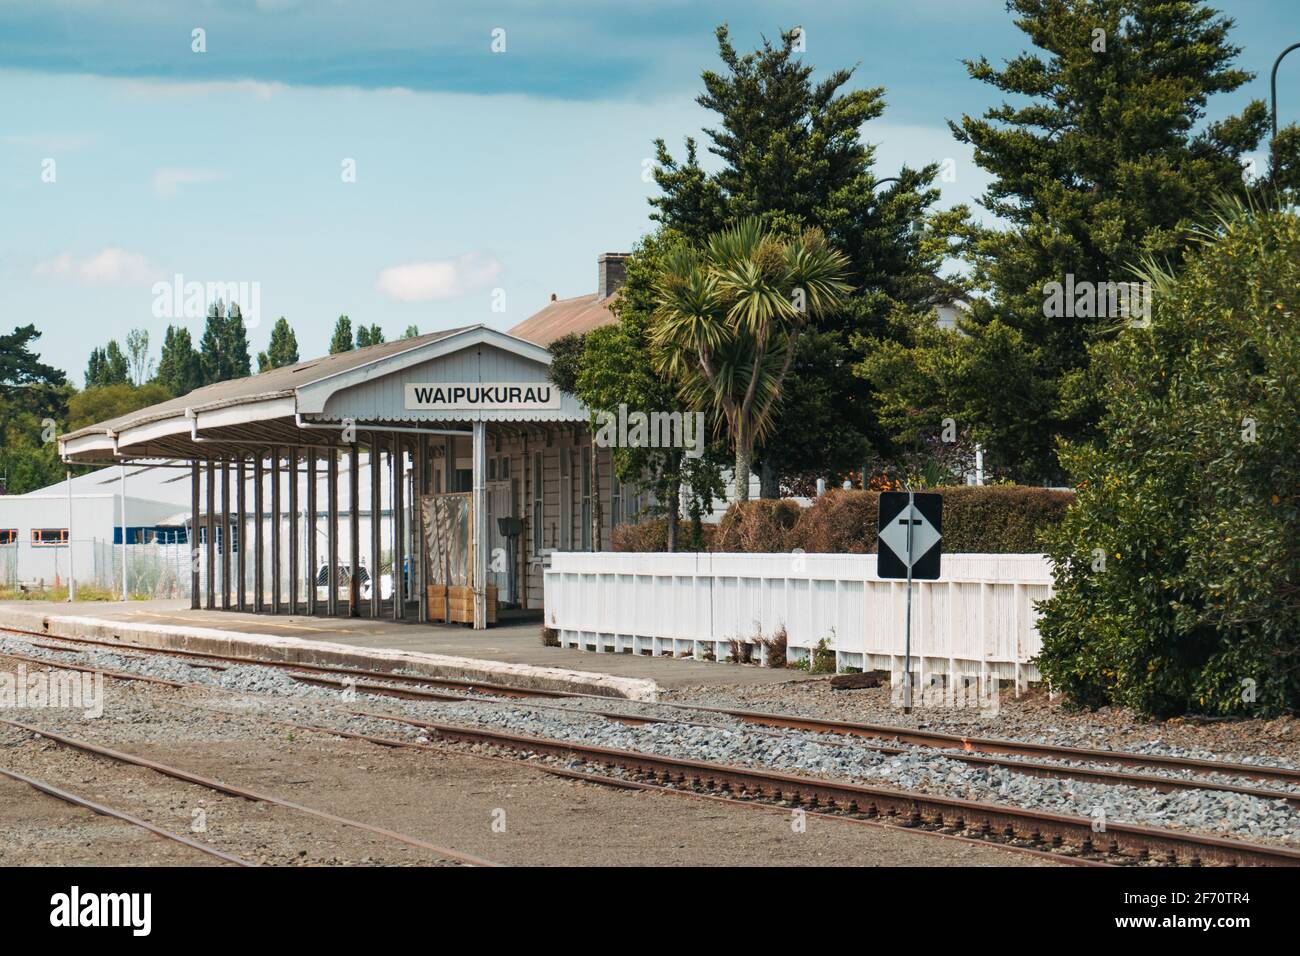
[543,552,1053,689]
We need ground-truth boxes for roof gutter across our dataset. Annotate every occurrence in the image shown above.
[294,414,470,438]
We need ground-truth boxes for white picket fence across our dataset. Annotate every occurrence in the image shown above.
[543,552,1055,690]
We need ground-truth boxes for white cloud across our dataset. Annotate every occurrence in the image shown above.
[121,78,288,101]
[33,247,159,286]
[153,167,230,198]
[376,252,504,302]
[3,132,94,151]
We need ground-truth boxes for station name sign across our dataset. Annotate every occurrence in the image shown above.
[404,382,562,411]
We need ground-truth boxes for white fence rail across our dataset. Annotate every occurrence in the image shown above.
[544,552,1054,688]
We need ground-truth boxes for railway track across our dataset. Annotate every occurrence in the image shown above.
[6,624,1296,791]
[0,766,255,866]
[0,716,498,867]
[323,709,1300,867]
[3,625,1298,867]
[285,671,1300,808]
[286,720,1107,867]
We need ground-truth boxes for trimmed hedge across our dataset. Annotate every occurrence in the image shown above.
[610,519,716,553]
[612,487,1074,554]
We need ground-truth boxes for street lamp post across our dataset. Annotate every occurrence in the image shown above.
[1272,42,1300,140]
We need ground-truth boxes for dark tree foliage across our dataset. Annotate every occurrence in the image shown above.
[328,315,355,354]
[355,323,385,349]
[198,300,252,386]
[257,317,300,372]
[651,25,966,494]
[85,340,130,389]
[0,325,70,493]
[859,0,1298,482]
[155,325,204,396]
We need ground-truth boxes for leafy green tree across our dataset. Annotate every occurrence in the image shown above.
[651,219,851,500]
[197,300,252,385]
[651,25,966,494]
[68,383,172,431]
[257,317,300,372]
[402,324,420,339]
[859,0,1295,482]
[154,325,204,396]
[1037,199,1300,717]
[0,325,70,494]
[85,340,129,388]
[355,323,385,348]
[124,328,151,385]
[551,232,726,551]
[328,315,354,354]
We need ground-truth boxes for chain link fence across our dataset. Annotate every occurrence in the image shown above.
[0,536,192,599]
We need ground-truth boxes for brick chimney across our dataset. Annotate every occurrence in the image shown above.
[597,253,629,299]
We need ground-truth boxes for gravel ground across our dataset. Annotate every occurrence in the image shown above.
[662,676,1300,769]
[3,635,1297,849]
[0,652,1044,866]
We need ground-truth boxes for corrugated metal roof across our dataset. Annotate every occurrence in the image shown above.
[62,326,471,440]
[508,292,619,346]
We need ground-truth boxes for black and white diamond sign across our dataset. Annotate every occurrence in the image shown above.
[877,491,942,580]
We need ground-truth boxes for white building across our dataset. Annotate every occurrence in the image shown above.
[0,463,192,589]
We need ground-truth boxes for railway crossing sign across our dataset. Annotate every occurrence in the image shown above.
[877,490,942,713]
[877,491,942,580]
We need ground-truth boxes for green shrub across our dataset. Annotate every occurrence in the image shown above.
[1036,200,1300,718]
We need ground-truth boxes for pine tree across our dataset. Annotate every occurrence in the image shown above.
[155,325,204,396]
[85,341,130,388]
[858,0,1294,482]
[651,26,966,495]
[223,302,252,379]
[328,315,354,354]
[198,300,252,385]
[257,317,300,372]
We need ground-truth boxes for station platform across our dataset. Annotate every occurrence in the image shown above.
[0,599,814,700]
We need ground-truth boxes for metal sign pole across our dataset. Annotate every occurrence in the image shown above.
[120,464,128,600]
[903,488,914,714]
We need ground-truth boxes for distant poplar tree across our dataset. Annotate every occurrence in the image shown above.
[124,328,152,385]
[155,325,204,396]
[328,315,354,354]
[199,300,253,385]
[356,323,385,348]
[85,341,130,388]
[402,324,419,339]
[257,317,300,372]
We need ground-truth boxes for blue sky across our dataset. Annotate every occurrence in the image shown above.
[2,0,1297,384]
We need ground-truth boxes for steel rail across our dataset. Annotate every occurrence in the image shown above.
[293,721,1107,867]
[287,672,1300,808]
[339,710,1300,867]
[6,626,1297,791]
[0,625,558,698]
[0,648,187,688]
[0,766,255,866]
[0,718,498,867]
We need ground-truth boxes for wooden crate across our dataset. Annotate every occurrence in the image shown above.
[427,584,497,625]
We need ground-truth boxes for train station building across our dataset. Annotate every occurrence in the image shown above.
[57,255,641,630]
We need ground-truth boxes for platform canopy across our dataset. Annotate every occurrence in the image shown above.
[59,325,587,464]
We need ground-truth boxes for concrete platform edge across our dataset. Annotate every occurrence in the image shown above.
[1,606,659,701]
